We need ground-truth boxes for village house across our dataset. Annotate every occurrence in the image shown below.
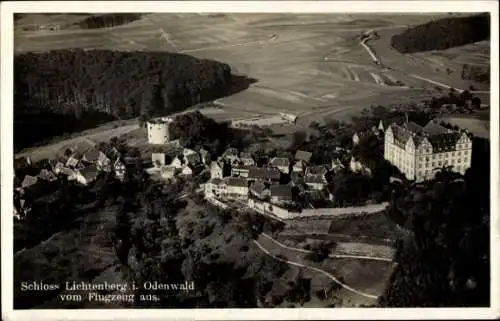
[231,165,250,178]
[222,147,240,165]
[295,150,312,164]
[82,148,101,164]
[349,156,372,176]
[185,152,201,166]
[18,175,38,194]
[75,166,99,185]
[304,174,327,191]
[249,181,271,200]
[329,158,345,172]
[152,152,168,168]
[239,152,256,166]
[269,157,290,174]
[38,169,57,182]
[114,159,126,181]
[199,148,211,165]
[204,178,225,198]
[14,156,32,173]
[270,184,294,205]
[225,177,249,198]
[161,165,177,180]
[210,160,227,179]
[171,155,185,169]
[248,166,281,182]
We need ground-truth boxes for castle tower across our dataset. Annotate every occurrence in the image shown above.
[147,117,174,145]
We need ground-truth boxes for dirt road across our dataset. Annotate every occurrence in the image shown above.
[16,124,139,162]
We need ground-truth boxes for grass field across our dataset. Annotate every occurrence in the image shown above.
[15,13,490,135]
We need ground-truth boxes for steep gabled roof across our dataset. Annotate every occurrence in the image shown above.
[295,150,312,162]
[78,166,99,181]
[21,175,38,188]
[304,174,325,184]
[423,121,449,135]
[270,157,290,167]
[270,184,293,199]
[250,181,268,195]
[225,177,248,188]
[248,166,281,180]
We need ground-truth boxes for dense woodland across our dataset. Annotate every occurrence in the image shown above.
[75,13,144,29]
[14,50,254,150]
[391,14,490,53]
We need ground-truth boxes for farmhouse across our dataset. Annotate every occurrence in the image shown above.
[239,152,256,166]
[249,181,271,200]
[248,166,281,182]
[75,166,99,185]
[270,185,293,205]
[222,147,240,164]
[231,166,250,178]
[152,152,167,168]
[304,174,326,190]
[270,157,290,174]
[225,177,249,198]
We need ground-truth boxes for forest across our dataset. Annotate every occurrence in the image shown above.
[461,64,490,84]
[75,13,144,29]
[14,49,254,150]
[391,13,490,53]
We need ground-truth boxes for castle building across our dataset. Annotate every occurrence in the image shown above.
[147,117,174,145]
[384,120,473,182]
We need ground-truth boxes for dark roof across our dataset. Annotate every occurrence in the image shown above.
[270,157,290,167]
[21,175,38,188]
[225,177,248,187]
[186,153,201,165]
[83,149,100,162]
[270,185,293,199]
[305,174,325,184]
[423,121,449,135]
[240,152,254,160]
[428,132,462,152]
[406,121,424,133]
[223,147,239,157]
[69,152,83,160]
[78,166,99,180]
[248,166,281,180]
[250,181,268,195]
[295,150,312,162]
[307,165,328,175]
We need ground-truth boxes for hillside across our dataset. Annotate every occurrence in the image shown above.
[14,50,254,150]
[391,14,490,53]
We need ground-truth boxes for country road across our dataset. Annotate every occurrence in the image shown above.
[253,239,379,300]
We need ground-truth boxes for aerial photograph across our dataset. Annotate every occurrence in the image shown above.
[12,11,491,309]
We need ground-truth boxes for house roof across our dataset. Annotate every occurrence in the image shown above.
[209,178,223,185]
[186,153,201,165]
[183,148,197,156]
[250,181,268,195]
[305,174,325,184]
[240,152,254,160]
[270,185,293,199]
[83,149,100,162]
[248,166,281,180]
[78,166,99,181]
[161,165,177,174]
[21,175,38,188]
[38,169,56,181]
[290,172,304,184]
[295,150,312,162]
[406,121,424,134]
[69,152,83,161]
[270,157,290,167]
[225,177,248,188]
[223,147,239,157]
[307,165,328,175]
[423,121,449,136]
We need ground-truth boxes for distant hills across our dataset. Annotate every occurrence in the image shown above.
[391,13,490,53]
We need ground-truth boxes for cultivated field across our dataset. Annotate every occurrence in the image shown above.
[15,13,490,134]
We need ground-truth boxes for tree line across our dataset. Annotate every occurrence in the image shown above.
[391,13,490,53]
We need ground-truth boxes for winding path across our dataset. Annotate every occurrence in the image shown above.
[261,233,393,262]
[253,239,379,300]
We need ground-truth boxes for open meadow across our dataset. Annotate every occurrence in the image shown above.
[15,13,490,135]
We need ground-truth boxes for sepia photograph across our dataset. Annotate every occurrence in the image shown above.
[1,1,499,320]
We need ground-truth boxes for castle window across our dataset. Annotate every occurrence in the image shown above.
[458,158,462,163]
[458,151,462,156]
